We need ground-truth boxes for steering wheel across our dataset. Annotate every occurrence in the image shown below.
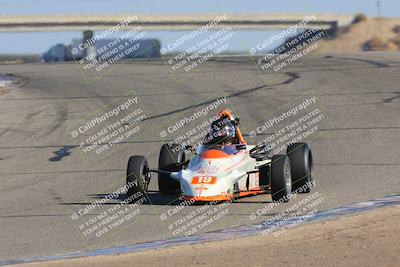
[249,144,270,160]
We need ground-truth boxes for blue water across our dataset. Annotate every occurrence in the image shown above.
[0,30,299,55]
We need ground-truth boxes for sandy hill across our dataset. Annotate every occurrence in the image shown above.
[319,17,400,53]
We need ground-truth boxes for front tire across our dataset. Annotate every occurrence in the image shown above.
[126,156,150,198]
[270,154,292,202]
[287,143,314,193]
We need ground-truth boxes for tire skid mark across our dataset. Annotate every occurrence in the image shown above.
[143,72,300,122]
[325,55,390,68]
[43,103,68,136]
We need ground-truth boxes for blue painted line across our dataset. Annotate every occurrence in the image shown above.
[1,193,400,266]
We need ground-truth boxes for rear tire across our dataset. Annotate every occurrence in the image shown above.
[270,154,292,202]
[158,144,185,194]
[287,143,314,193]
[126,156,150,198]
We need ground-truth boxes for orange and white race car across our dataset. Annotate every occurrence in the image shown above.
[126,110,314,202]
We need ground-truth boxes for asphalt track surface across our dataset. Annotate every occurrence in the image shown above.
[0,52,399,261]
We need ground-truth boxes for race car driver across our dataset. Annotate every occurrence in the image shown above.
[205,109,246,145]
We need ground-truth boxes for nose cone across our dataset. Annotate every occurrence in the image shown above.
[180,171,231,200]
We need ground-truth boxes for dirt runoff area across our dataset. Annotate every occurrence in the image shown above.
[0,87,9,96]
[13,205,400,267]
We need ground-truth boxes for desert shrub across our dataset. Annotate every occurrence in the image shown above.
[392,25,400,34]
[353,13,368,24]
[392,36,400,47]
[364,37,387,51]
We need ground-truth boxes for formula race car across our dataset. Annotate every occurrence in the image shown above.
[126,110,314,202]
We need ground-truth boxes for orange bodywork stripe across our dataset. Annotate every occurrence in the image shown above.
[201,149,230,159]
[183,194,233,202]
[237,189,267,197]
[183,188,268,202]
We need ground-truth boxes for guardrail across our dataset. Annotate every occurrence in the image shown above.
[0,14,353,32]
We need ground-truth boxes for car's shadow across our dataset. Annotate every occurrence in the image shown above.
[139,191,183,205]
[60,191,274,207]
[83,191,184,206]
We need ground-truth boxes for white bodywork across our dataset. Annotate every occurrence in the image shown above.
[171,145,270,199]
